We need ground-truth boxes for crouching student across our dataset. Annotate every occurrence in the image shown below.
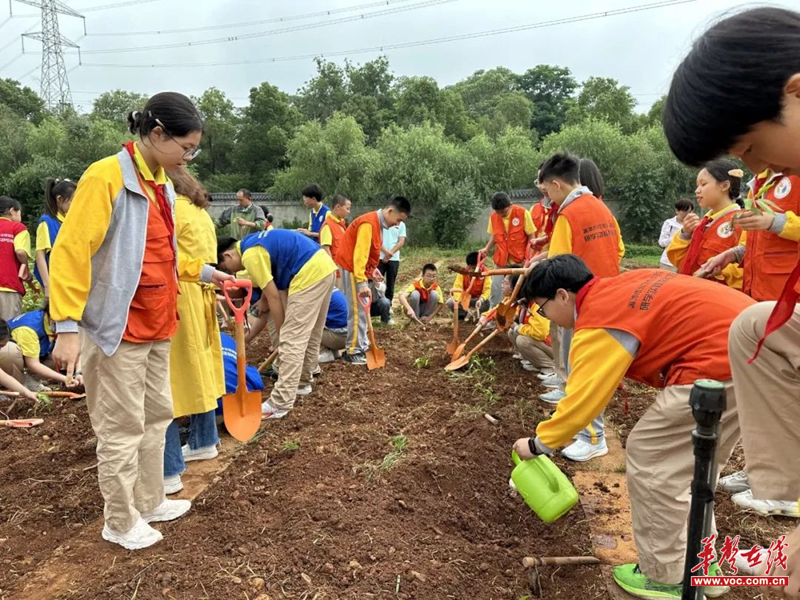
[8,302,83,390]
[336,196,411,365]
[218,229,336,419]
[370,280,393,325]
[511,255,753,599]
[319,288,348,364]
[0,320,38,400]
[446,251,490,320]
[399,263,442,323]
[505,275,554,374]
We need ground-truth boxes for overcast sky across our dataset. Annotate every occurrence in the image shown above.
[2,0,796,113]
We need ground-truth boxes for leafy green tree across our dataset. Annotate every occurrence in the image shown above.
[91,90,148,125]
[394,77,475,140]
[295,58,348,123]
[0,79,45,122]
[194,88,238,179]
[567,77,637,131]
[517,65,577,137]
[466,127,543,196]
[0,105,33,177]
[451,67,520,120]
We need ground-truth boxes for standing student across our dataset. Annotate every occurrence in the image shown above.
[399,263,442,323]
[297,183,329,243]
[0,197,31,322]
[218,229,336,418]
[512,255,752,599]
[379,218,407,302]
[49,92,232,551]
[666,159,744,287]
[336,196,411,365]
[535,153,624,462]
[658,198,694,271]
[447,251,490,320]
[319,195,351,290]
[479,192,536,308]
[530,196,550,238]
[162,168,226,496]
[34,178,76,295]
[214,189,265,240]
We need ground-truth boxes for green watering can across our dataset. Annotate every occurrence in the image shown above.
[511,451,579,523]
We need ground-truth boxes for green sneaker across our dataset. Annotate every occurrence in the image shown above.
[612,564,680,599]
[612,563,730,599]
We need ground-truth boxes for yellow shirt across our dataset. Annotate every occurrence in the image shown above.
[548,215,626,261]
[666,204,743,288]
[402,279,444,303]
[0,217,31,294]
[240,246,337,296]
[486,210,536,236]
[452,272,491,301]
[319,214,344,247]
[353,221,373,285]
[50,143,205,324]
[35,213,66,252]
[778,211,800,242]
[10,315,54,359]
[518,305,550,341]
[537,328,633,449]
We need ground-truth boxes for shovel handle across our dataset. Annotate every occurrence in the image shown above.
[357,291,372,312]
[257,350,279,373]
[223,280,253,323]
[522,556,600,568]
[465,328,499,359]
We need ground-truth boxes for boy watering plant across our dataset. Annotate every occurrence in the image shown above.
[664,10,800,590]
[512,255,752,599]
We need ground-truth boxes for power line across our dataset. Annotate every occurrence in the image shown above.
[74,0,456,55]
[73,0,160,12]
[79,0,698,69]
[89,0,420,37]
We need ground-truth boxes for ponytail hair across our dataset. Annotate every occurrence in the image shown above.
[704,158,742,203]
[0,196,21,217]
[127,92,203,138]
[44,178,77,218]
[168,167,210,209]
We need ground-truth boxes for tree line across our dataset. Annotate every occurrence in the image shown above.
[0,58,696,243]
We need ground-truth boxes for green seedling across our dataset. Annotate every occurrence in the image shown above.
[413,356,431,369]
[33,393,53,414]
[282,440,300,453]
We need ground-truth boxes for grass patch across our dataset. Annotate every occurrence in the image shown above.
[282,440,301,453]
[355,434,409,482]
[413,356,431,369]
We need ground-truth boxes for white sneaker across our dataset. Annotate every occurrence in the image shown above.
[539,389,566,404]
[562,438,609,462]
[311,367,321,378]
[182,444,218,462]
[387,318,396,326]
[542,374,564,389]
[719,470,750,494]
[731,489,800,517]
[102,518,162,550]
[296,384,313,397]
[141,499,191,523]
[520,360,537,372]
[730,549,759,576]
[318,348,336,364]
[537,371,556,380]
[164,475,183,495]
[261,400,289,420]
[512,352,523,360]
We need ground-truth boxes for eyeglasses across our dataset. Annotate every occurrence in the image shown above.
[536,299,550,318]
[154,118,202,161]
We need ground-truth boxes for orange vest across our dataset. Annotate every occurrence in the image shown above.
[683,207,742,274]
[743,175,800,301]
[491,204,528,267]
[324,214,347,267]
[462,268,486,298]
[559,194,621,278]
[413,280,439,304]
[123,201,178,343]
[336,211,383,279]
[575,270,755,387]
[530,201,548,236]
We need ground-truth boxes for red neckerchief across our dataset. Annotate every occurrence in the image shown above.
[123,141,176,259]
[750,261,800,362]
[678,215,711,275]
[574,277,601,314]
[413,280,438,304]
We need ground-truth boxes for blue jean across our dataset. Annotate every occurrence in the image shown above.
[163,409,219,478]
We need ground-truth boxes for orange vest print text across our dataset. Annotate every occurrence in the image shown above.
[627,272,675,311]
[582,222,616,243]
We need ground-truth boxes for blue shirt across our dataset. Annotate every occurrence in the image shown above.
[326,288,348,330]
[309,204,330,242]
[240,229,320,291]
[381,221,407,262]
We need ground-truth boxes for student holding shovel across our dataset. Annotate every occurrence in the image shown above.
[162,168,226,496]
[49,93,233,551]
[664,9,800,590]
[217,228,336,419]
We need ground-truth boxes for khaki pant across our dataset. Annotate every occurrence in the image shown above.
[0,342,25,383]
[83,337,174,533]
[0,291,22,322]
[508,329,554,371]
[270,274,335,410]
[729,302,800,501]
[628,382,739,583]
[321,328,347,352]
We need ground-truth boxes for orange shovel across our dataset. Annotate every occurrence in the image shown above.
[1,418,43,428]
[445,329,500,371]
[358,294,385,370]
[451,307,497,361]
[221,280,263,442]
[0,391,84,399]
[446,296,460,356]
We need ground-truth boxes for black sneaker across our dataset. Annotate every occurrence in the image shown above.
[343,352,367,365]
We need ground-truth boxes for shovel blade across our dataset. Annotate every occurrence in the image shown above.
[366,347,386,371]
[222,390,262,442]
[445,340,458,356]
[444,356,469,372]
[451,343,467,361]
[1,418,43,428]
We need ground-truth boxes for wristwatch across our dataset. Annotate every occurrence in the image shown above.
[528,437,542,456]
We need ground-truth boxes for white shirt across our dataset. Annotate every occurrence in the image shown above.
[658,216,681,267]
